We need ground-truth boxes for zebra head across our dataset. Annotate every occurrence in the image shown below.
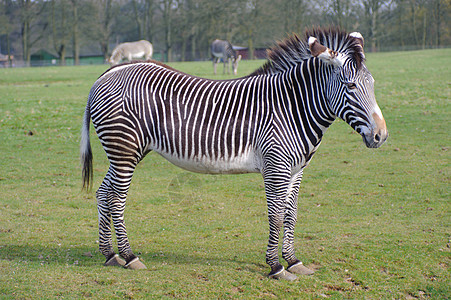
[309,33,388,148]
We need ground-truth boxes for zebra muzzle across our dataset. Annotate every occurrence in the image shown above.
[362,112,388,148]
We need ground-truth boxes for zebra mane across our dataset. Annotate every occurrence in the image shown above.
[250,27,365,76]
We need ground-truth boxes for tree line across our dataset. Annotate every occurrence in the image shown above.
[0,0,449,66]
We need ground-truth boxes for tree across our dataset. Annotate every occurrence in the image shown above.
[240,0,260,60]
[362,0,384,51]
[18,0,47,66]
[70,0,79,65]
[90,0,115,61]
[51,0,69,65]
[131,0,155,41]
[1,0,451,66]
[283,0,306,34]
[328,0,354,29]
[159,0,177,61]
[0,0,14,67]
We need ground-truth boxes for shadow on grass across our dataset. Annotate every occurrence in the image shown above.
[0,244,267,275]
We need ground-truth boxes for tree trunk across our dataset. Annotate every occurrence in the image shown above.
[52,0,68,66]
[18,0,47,67]
[7,32,12,67]
[21,18,30,66]
[410,0,419,45]
[162,0,173,62]
[434,0,439,47]
[100,0,112,61]
[422,9,426,49]
[248,33,254,60]
[146,0,153,42]
[19,0,32,66]
[59,45,66,65]
[334,0,343,28]
[71,0,79,65]
[191,27,196,61]
[132,0,143,39]
[370,0,379,52]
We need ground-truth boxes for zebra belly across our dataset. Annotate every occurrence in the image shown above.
[155,149,261,174]
[212,51,224,58]
[131,51,145,58]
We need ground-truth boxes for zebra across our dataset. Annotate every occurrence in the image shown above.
[108,40,153,66]
[81,27,388,280]
[211,39,242,75]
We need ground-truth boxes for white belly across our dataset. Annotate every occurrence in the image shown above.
[156,149,261,174]
[212,51,224,58]
[131,51,145,58]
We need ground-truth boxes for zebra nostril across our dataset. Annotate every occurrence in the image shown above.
[374,133,381,142]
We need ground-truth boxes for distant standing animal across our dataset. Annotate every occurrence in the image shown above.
[108,40,153,65]
[211,39,242,75]
[81,28,388,280]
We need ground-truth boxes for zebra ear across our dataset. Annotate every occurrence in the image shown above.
[350,32,366,58]
[350,32,364,48]
[308,37,344,67]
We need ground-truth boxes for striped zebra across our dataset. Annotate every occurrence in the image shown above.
[211,39,242,75]
[81,28,388,280]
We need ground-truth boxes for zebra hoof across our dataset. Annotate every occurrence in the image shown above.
[268,267,297,281]
[104,254,126,267]
[287,262,315,275]
[124,257,147,270]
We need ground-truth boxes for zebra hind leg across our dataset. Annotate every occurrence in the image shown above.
[97,166,147,270]
[96,180,124,266]
[282,209,314,276]
[213,58,218,75]
[282,172,314,276]
[283,210,314,276]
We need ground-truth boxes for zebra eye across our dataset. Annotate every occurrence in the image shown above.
[346,82,357,89]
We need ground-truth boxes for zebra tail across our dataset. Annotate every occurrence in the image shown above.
[80,106,93,191]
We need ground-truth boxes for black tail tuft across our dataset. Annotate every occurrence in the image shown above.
[81,108,93,191]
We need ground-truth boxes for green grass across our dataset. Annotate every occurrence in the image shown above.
[0,51,449,299]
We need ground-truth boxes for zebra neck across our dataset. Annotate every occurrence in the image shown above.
[273,61,336,151]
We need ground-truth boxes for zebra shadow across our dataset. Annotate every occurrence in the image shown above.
[0,244,267,276]
[141,250,267,276]
[0,244,104,267]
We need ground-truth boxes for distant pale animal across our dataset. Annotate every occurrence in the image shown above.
[108,40,153,66]
[211,39,242,75]
[81,28,388,279]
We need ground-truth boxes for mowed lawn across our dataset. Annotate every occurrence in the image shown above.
[0,49,449,299]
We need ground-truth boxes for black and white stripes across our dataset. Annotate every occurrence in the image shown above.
[81,28,387,278]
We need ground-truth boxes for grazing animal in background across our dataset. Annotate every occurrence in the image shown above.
[108,40,153,66]
[211,39,242,75]
[81,27,388,280]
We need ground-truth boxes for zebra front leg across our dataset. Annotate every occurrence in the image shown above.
[213,58,218,75]
[281,171,315,276]
[224,58,230,74]
[263,168,297,281]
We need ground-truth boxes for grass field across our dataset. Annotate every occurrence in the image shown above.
[0,49,449,299]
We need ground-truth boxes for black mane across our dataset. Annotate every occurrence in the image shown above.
[250,27,365,76]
